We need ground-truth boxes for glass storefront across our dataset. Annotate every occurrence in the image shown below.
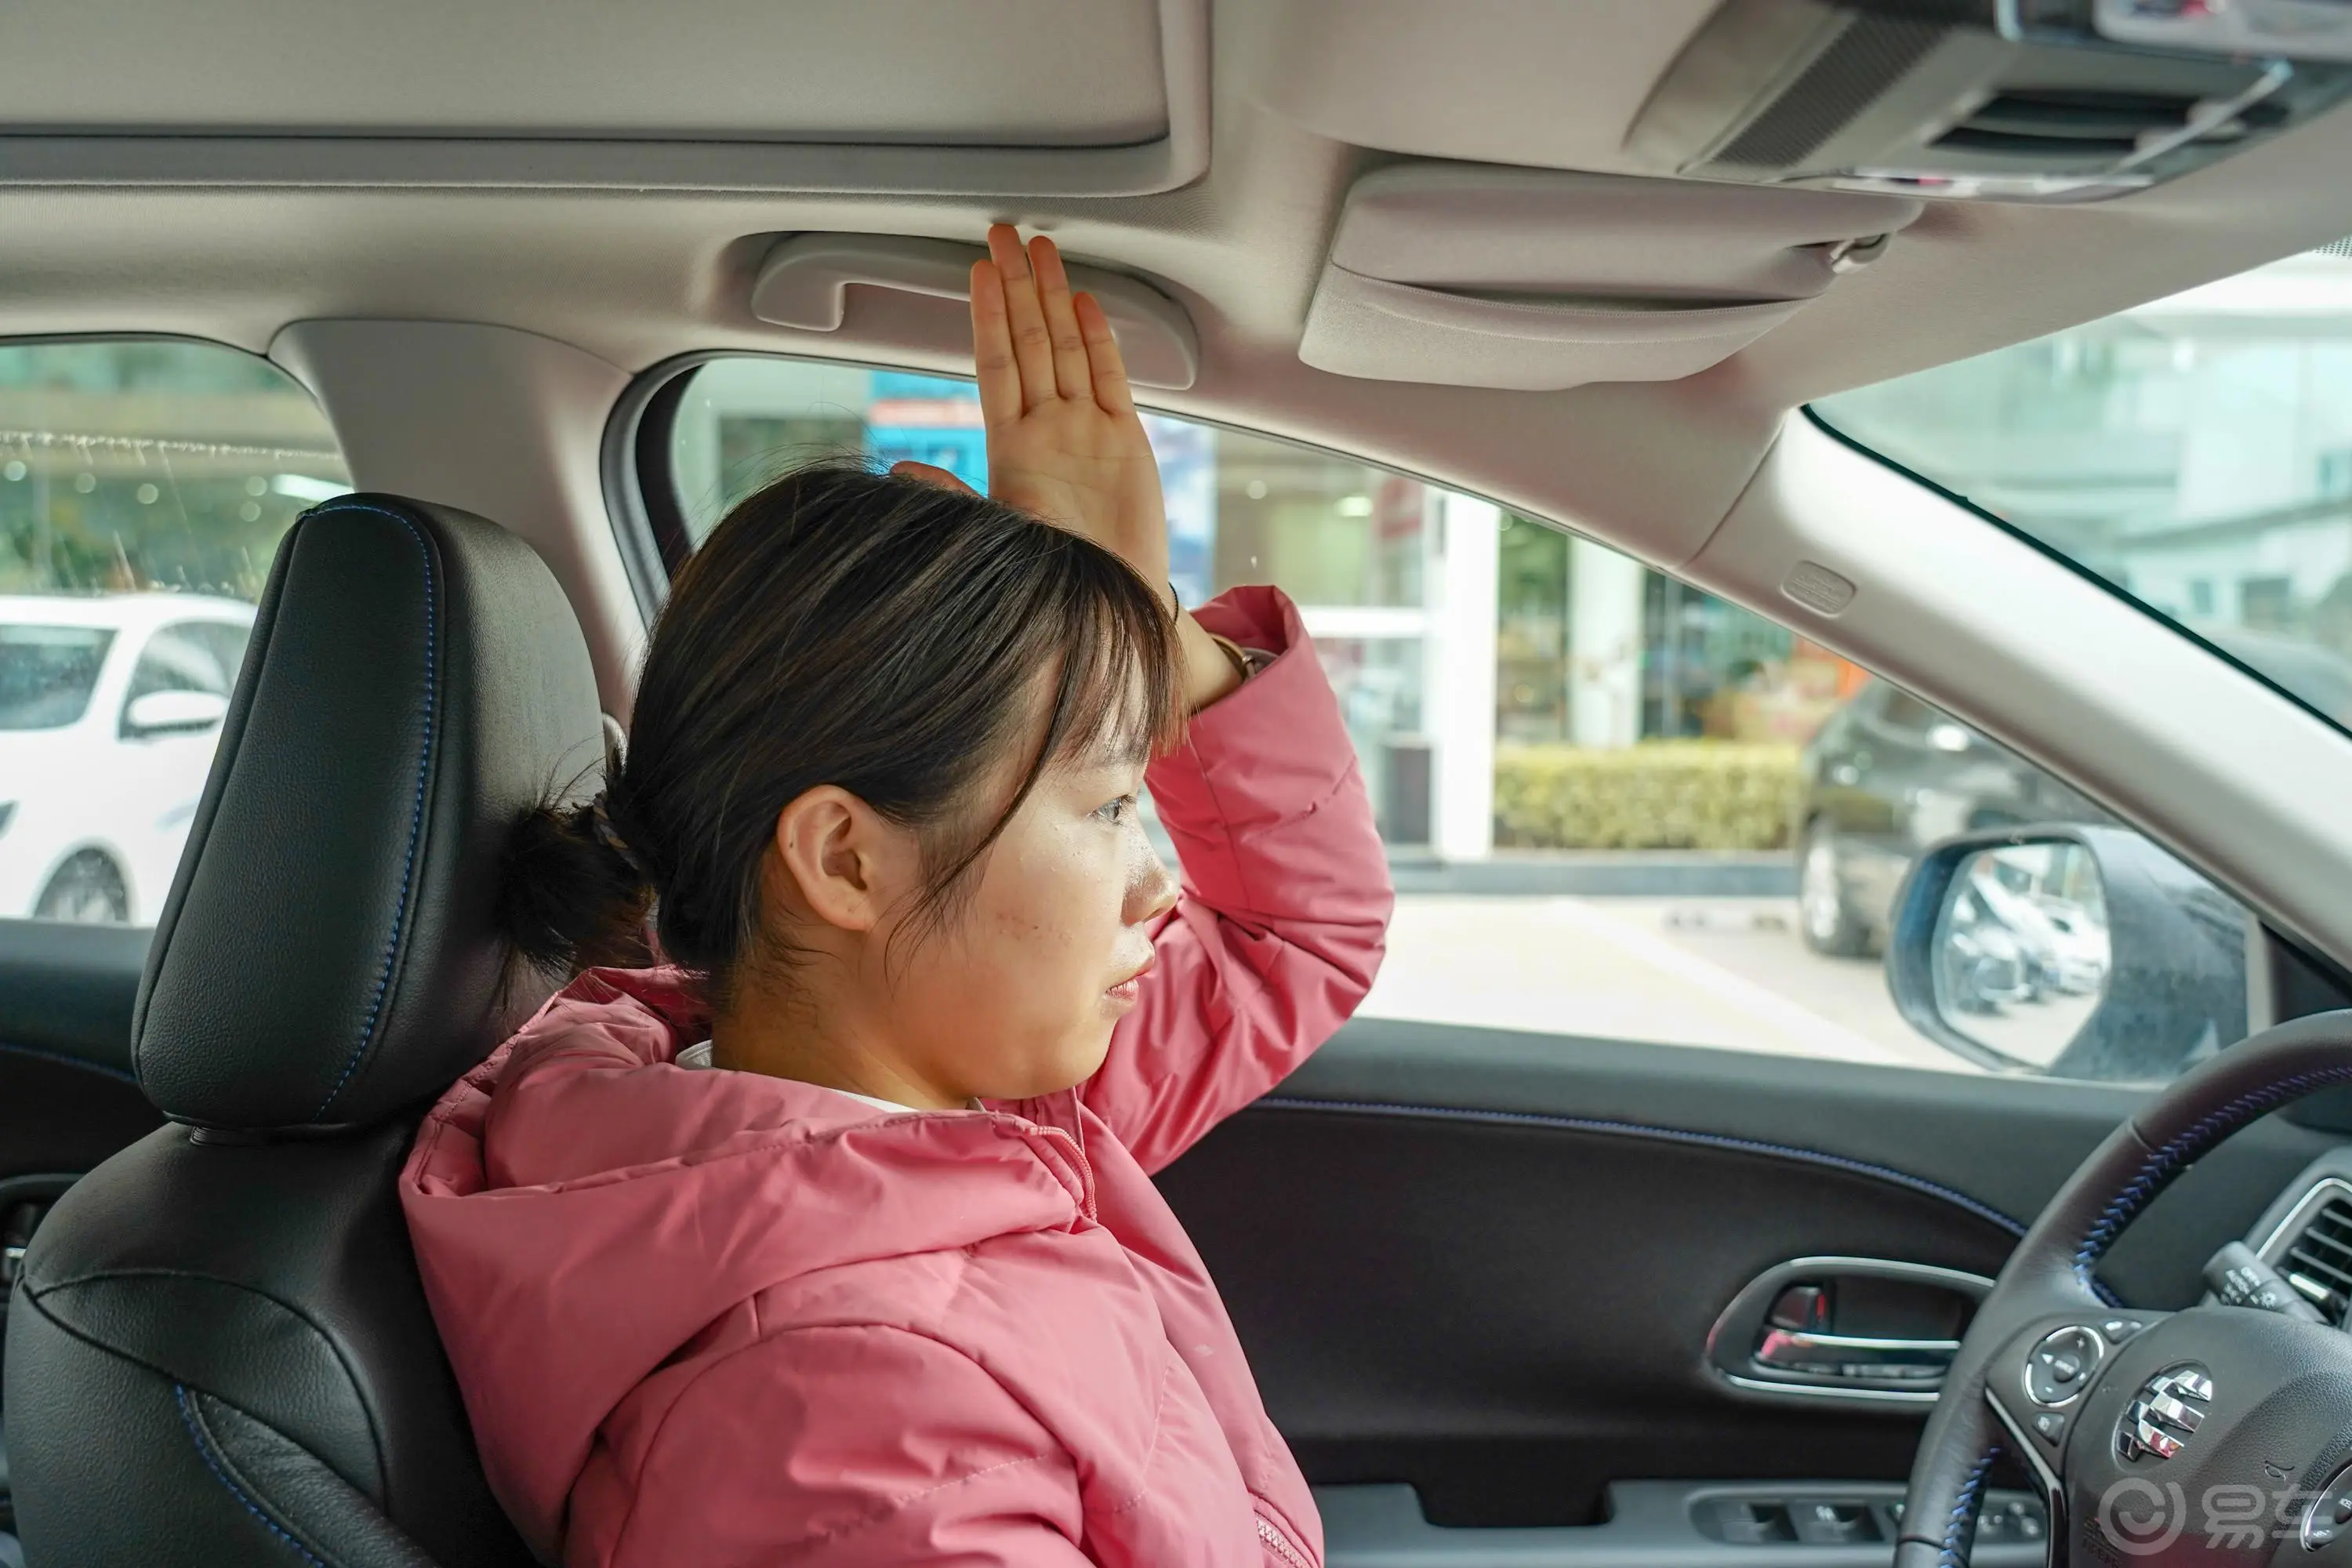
[668,356,1851,851]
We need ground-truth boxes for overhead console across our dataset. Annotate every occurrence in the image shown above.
[1630,0,2352,202]
[1260,0,2352,206]
[1298,165,1920,390]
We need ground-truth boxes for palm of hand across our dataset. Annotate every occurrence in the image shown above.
[988,408,1167,586]
[967,227,1172,604]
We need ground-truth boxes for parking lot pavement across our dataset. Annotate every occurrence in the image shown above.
[1359,895,1974,1074]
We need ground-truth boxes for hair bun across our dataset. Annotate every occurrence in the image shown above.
[498,789,655,975]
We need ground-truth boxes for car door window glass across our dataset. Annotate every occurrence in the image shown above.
[655,357,2247,1086]
[0,340,350,927]
[124,622,238,702]
[1,626,114,730]
[1815,244,2352,741]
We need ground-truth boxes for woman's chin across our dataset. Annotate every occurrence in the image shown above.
[973,1026,1116,1103]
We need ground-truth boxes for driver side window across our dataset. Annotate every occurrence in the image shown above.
[653,358,2251,1087]
[122,622,246,708]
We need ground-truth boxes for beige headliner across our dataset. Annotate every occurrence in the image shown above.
[5,0,2352,569]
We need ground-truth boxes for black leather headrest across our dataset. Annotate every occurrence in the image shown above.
[132,495,604,1131]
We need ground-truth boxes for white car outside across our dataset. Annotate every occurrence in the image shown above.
[0,593,256,924]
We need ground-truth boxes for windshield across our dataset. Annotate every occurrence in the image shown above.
[0,625,114,731]
[1813,245,2352,735]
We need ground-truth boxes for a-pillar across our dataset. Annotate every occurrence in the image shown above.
[1432,492,1500,862]
[1570,536,1644,749]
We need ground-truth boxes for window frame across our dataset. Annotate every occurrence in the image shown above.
[601,349,1566,616]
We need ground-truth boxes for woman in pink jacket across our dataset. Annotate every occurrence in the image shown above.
[401,225,1392,1567]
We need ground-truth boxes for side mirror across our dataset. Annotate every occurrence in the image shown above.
[122,688,229,739]
[1886,825,2247,1083]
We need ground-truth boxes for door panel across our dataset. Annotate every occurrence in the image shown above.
[0,917,156,1174]
[1155,1016,2340,1526]
[0,919,159,1407]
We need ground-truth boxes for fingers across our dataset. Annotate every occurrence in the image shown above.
[889,459,980,497]
[1073,292,1134,416]
[969,260,1023,430]
[985,223,1057,412]
[1030,235,1094,402]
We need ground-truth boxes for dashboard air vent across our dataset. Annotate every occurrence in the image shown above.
[2273,1188,2352,1324]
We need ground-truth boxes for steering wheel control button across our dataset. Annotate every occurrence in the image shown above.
[1977,1498,2047,1544]
[2302,1462,2352,1551]
[2027,1324,2106,1406]
[2118,1365,2212,1462]
[2101,1316,2146,1341]
[2031,1410,2067,1446]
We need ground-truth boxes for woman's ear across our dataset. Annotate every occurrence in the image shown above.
[771,785,913,934]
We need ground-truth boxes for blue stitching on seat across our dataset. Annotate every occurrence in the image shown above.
[1940,1445,1998,1568]
[2073,1064,2352,1283]
[172,1385,328,1568]
[308,503,436,1120]
[1254,1096,2027,1236]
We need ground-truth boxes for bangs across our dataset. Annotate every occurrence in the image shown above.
[894,514,1185,949]
[1040,552,1186,771]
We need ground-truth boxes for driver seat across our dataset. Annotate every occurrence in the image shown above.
[3,495,604,1566]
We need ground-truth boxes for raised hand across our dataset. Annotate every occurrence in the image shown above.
[963,224,1171,606]
[891,224,1243,712]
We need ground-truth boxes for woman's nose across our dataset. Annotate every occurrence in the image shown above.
[1127,847,1178,925]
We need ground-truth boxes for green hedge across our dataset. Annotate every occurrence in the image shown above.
[1493,741,1802,851]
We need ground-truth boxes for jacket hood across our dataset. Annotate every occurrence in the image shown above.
[399,967,1094,1558]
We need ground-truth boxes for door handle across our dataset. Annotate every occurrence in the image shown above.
[1752,1327,1958,1381]
[1704,1255,1993,1406]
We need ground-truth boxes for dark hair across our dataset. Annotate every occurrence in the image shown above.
[500,460,1183,997]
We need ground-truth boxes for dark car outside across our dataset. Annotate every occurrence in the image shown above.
[1792,681,2108,957]
[1796,626,2352,959]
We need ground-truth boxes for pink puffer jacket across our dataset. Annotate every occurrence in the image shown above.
[400,586,1392,1567]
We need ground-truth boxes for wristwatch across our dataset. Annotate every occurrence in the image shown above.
[1206,631,1274,684]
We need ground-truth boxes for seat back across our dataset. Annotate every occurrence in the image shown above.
[5,496,604,1567]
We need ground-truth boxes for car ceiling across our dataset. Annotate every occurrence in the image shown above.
[8,0,2352,575]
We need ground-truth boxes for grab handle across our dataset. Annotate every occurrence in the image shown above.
[751,233,1199,390]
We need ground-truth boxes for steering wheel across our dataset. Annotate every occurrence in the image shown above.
[1899,1012,2352,1566]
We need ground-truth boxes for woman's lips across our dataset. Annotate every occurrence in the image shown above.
[1105,958,1155,1006]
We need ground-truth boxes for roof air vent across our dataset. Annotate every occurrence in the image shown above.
[1933,88,2206,158]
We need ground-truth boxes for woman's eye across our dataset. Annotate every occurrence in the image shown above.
[1095,795,1135,824]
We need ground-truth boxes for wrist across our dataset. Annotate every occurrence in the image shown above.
[1174,612,1246,713]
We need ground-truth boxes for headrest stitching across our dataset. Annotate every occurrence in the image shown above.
[307,503,437,1120]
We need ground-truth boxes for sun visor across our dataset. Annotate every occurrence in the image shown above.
[0,0,1204,194]
[1298,165,1921,390]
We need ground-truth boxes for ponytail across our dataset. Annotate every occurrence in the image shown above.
[499,790,657,975]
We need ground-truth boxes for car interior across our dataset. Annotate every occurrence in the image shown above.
[18,2,2352,1565]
